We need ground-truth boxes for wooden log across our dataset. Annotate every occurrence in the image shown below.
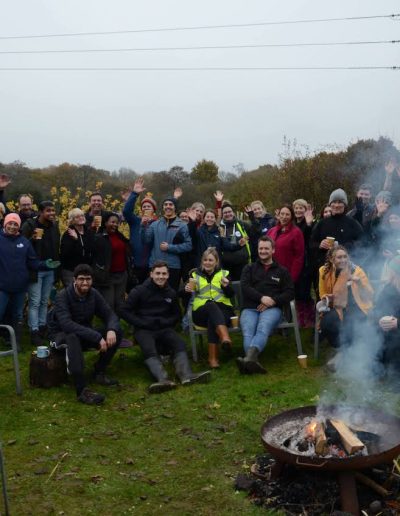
[354,472,391,497]
[314,423,328,456]
[329,419,365,455]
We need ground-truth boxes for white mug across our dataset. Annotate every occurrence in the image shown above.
[37,346,50,359]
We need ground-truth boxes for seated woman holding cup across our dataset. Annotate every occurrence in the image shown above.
[318,245,374,350]
[373,256,400,377]
[185,248,236,368]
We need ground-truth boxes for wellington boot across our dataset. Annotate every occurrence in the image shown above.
[144,357,177,394]
[215,325,232,351]
[173,351,211,386]
[236,346,266,375]
[208,343,220,369]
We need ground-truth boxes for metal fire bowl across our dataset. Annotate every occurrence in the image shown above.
[261,405,400,472]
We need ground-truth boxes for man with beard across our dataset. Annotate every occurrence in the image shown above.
[120,261,210,393]
[140,198,192,291]
[48,264,121,405]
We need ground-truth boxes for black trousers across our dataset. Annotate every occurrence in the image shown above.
[192,301,235,343]
[167,268,182,292]
[62,329,122,395]
[320,308,367,349]
[135,328,186,360]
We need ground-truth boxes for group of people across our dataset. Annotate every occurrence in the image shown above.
[0,162,400,403]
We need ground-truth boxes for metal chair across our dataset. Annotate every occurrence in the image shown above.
[0,325,22,395]
[187,281,303,361]
[0,442,10,516]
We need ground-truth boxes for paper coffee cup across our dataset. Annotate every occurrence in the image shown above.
[381,316,394,323]
[326,237,335,248]
[35,228,44,239]
[143,209,152,218]
[297,354,308,369]
[230,316,239,328]
[188,278,196,290]
[94,215,102,225]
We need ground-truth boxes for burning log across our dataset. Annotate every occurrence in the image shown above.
[329,419,365,455]
[314,423,328,456]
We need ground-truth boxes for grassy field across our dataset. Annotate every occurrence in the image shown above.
[0,329,327,516]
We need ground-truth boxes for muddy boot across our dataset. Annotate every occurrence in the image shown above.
[144,357,177,394]
[173,351,211,386]
[236,346,266,375]
[208,343,220,369]
[216,324,232,352]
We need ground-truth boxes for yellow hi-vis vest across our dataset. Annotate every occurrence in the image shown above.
[192,269,233,312]
[236,221,251,264]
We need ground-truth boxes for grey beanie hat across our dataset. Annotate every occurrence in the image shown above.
[329,188,348,206]
[375,190,392,205]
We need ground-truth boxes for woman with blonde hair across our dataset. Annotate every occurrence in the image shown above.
[318,245,373,349]
[60,208,94,286]
[185,247,235,368]
[245,200,275,260]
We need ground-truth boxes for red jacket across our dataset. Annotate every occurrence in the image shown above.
[267,223,305,282]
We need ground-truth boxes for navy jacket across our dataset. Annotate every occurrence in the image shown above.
[0,230,39,292]
[195,224,223,266]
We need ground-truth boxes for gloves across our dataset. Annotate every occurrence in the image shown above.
[45,259,61,269]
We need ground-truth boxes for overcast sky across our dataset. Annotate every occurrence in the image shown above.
[0,1,399,174]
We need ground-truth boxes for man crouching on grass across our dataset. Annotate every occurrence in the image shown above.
[120,260,210,393]
[47,264,121,405]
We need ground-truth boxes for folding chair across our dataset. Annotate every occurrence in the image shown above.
[0,442,10,516]
[0,325,22,395]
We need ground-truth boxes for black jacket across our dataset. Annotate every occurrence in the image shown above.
[60,226,95,271]
[310,213,364,268]
[120,278,181,330]
[48,284,120,344]
[92,230,131,287]
[240,260,294,309]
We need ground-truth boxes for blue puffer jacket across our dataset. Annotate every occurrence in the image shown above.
[141,216,192,269]
[0,230,39,292]
[122,191,153,268]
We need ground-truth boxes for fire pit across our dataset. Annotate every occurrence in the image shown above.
[261,405,400,514]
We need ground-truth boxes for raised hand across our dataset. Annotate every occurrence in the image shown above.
[304,207,314,225]
[133,178,146,194]
[0,174,11,189]
[187,207,197,222]
[244,205,253,214]
[213,190,224,202]
[173,187,183,199]
[385,159,396,176]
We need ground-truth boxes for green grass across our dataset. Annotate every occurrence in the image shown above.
[1,330,326,515]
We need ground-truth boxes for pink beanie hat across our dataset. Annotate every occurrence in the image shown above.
[4,212,21,228]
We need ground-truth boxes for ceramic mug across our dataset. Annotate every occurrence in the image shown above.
[37,346,50,359]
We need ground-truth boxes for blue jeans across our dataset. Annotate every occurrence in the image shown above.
[240,307,282,352]
[0,290,26,322]
[28,270,54,331]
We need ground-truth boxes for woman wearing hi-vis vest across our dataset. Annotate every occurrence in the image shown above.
[185,248,235,368]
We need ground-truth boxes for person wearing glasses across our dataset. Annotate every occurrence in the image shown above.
[47,264,122,405]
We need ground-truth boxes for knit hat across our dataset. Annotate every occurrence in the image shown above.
[329,188,348,206]
[387,255,400,276]
[141,194,157,211]
[4,212,21,228]
[162,197,177,210]
[375,190,392,205]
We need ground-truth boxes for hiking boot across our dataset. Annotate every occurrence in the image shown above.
[94,373,119,386]
[78,388,105,405]
[31,330,43,347]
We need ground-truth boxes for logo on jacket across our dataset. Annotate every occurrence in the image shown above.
[165,298,172,303]
[16,243,24,248]
[271,276,280,282]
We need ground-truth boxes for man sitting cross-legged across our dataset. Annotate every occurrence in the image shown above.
[237,236,294,374]
[120,260,210,393]
[47,264,121,405]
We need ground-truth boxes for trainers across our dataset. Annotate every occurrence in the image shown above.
[78,388,105,405]
[31,330,43,347]
[94,373,119,386]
